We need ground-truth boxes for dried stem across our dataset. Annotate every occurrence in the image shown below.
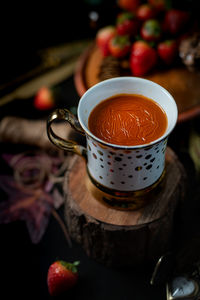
[52,208,72,248]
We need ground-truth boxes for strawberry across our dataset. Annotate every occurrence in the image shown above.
[34,86,55,110]
[163,9,190,35]
[148,0,166,11]
[117,0,140,12]
[116,12,139,36]
[157,40,178,65]
[140,19,161,41]
[136,4,156,21]
[109,35,131,58]
[96,26,116,56]
[47,260,80,296]
[130,40,157,76]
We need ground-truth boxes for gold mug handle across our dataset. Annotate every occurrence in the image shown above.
[47,108,87,159]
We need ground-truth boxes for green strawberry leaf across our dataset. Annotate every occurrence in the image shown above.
[117,12,134,24]
[60,260,80,273]
[164,40,174,46]
[112,35,130,47]
[144,19,161,37]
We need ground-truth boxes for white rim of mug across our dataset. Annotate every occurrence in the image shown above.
[78,77,178,150]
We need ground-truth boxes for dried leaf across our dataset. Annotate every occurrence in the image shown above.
[0,176,54,243]
[0,150,70,244]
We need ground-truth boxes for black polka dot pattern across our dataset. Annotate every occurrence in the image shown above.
[97,150,103,156]
[87,137,167,191]
[135,166,142,171]
[115,157,122,162]
[92,153,97,159]
[146,164,152,170]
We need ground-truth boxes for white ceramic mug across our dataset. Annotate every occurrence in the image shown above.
[47,77,178,204]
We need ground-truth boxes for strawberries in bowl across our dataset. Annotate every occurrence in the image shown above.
[157,40,178,65]
[109,35,131,58]
[148,0,166,11]
[163,9,190,35]
[130,40,157,76]
[95,0,195,76]
[116,12,139,36]
[118,0,140,12]
[136,4,156,21]
[96,26,116,56]
[140,19,161,41]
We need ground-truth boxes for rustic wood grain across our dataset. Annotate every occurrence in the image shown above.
[64,147,186,266]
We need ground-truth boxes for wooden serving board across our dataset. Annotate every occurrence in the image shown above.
[74,44,200,123]
[64,147,186,267]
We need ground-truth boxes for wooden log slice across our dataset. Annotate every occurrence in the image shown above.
[64,147,186,267]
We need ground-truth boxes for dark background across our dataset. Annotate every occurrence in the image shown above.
[0,1,200,299]
[0,0,117,87]
[0,0,200,86]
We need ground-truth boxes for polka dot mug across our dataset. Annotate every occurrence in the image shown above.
[47,77,178,206]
